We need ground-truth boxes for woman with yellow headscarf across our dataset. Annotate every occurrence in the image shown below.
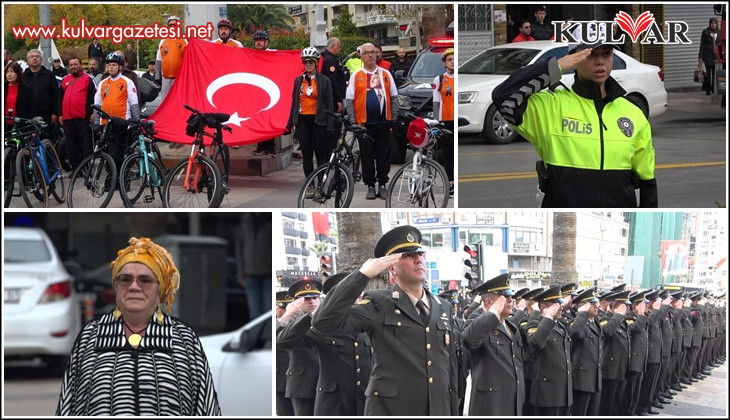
[55,237,221,416]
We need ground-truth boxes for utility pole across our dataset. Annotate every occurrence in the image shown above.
[39,5,51,69]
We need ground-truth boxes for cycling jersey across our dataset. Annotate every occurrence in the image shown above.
[346,67,398,125]
[433,72,454,121]
[94,74,140,123]
[156,39,187,78]
[299,76,319,115]
[493,57,657,208]
[213,38,243,48]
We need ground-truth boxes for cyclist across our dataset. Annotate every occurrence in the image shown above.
[251,29,277,156]
[213,19,242,47]
[94,52,140,180]
[285,47,334,180]
[345,43,398,200]
[155,16,187,102]
[432,47,455,197]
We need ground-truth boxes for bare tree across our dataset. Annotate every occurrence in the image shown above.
[551,212,578,286]
[336,213,387,289]
[421,4,448,41]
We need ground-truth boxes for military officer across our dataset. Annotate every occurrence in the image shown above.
[656,290,676,405]
[688,292,705,380]
[568,288,604,416]
[278,278,323,416]
[439,289,468,415]
[516,286,544,415]
[462,274,525,416]
[560,282,579,325]
[278,273,372,416]
[668,291,687,393]
[637,289,666,414]
[312,225,459,416]
[598,289,630,416]
[625,290,650,415]
[525,285,572,416]
[276,291,295,416]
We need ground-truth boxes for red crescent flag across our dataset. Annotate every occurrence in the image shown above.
[151,39,303,146]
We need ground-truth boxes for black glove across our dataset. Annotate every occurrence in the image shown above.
[93,124,102,136]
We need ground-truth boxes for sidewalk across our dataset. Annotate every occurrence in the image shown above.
[652,88,726,126]
[658,360,727,416]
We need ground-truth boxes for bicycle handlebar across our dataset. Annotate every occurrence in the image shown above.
[183,104,232,133]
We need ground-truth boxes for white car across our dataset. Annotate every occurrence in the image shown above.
[200,310,272,416]
[458,40,668,144]
[3,227,80,370]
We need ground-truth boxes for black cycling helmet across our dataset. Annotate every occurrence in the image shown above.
[253,30,269,40]
[218,19,232,29]
[105,52,125,65]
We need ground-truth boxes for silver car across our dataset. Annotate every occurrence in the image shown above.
[3,227,80,370]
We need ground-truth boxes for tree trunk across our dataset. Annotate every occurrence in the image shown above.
[421,5,448,42]
[336,213,387,289]
[551,212,578,286]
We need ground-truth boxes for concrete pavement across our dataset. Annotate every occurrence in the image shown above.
[657,359,727,416]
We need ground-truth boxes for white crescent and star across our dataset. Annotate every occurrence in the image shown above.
[205,72,281,127]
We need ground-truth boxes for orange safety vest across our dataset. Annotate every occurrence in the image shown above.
[299,76,319,115]
[352,68,393,125]
[439,73,454,121]
[159,39,187,78]
[214,39,242,48]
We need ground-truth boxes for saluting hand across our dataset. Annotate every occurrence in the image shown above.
[577,302,590,313]
[359,254,402,278]
[516,298,527,310]
[544,302,561,318]
[557,48,592,73]
[615,302,628,315]
[486,295,506,315]
[652,299,662,310]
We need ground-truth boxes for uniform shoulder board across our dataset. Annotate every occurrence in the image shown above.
[357,298,372,305]
[527,327,538,335]
[625,319,635,325]
[599,320,609,326]
[520,321,528,327]
[570,321,575,327]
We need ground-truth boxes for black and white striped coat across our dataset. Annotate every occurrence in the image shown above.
[55,312,221,416]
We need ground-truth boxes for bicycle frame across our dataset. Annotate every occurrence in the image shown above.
[17,120,60,187]
[131,127,163,189]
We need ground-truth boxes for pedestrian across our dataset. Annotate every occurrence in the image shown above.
[59,57,95,170]
[55,237,221,415]
[251,30,278,156]
[598,289,630,416]
[88,38,103,65]
[52,58,67,78]
[699,17,720,95]
[433,47,455,196]
[512,20,535,43]
[155,16,187,104]
[285,47,334,181]
[86,57,102,88]
[390,48,413,77]
[462,274,524,416]
[320,37,347,153]
[493,25,658,207]
[4,62,34,131]
[345,42,399,200]
[124,43,137,70]
[141,60,156,82]
[312,225,459,416]
[278,273,372,416]
[23,49,59,137]
[524,284,572,416]
[568,288,603,416]
[531,6,552,40]
[213,19,242,47]
[234,213,272,321]
[374,44,391,71]
[275,291,295,416]
[4,48,13,68]
[277,278,322,416]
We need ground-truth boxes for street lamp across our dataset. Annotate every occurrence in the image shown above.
[135,23,140,71]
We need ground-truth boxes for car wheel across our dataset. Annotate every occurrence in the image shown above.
[625,94,649,118]
[482,105,517,144]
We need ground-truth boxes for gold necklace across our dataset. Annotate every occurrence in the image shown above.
[122,319,147,346]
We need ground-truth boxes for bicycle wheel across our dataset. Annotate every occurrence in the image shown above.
[119,152,166,208]
[4,147,16,207]
[41,139,66,204]
[386,157,449,208]
[297,162,354,208]
[15,148,48,208]
[211,143,230,186]
[163,155,223,208]
[67,152,117,208]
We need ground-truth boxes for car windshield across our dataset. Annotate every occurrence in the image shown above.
[460,48,541,75]
[4,239,52,263]
[409,51,447,83]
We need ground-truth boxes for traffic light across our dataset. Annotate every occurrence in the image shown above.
[320,256,331,276]
[464,244,481,289]
[399,24,408,32]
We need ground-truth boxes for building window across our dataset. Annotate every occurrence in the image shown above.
[283,220,295,229]
[286,257,298,269]
[285,238,296,248]
[458,4,491,32]
[422,232,445,249]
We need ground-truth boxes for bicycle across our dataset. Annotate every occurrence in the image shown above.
[163,104,231,208]
[296,110,374,208]
[4,114,31,207]
[66,105,120,208]
[117,115,166,208]
[12,116,66,208]
[386,116,450,208]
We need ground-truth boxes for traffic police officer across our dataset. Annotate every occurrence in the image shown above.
[462,274,525,416]
[312,225,459,416]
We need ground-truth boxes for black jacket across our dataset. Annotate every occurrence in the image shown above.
[88,42,103,59]
[699,27,719,65]
[320,49,347,106]
[287,72,333,131]
[23,66,59,122]
[568,311,603,393]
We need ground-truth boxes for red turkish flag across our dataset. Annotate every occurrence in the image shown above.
[151,39,303,146]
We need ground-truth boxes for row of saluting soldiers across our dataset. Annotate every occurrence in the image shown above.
[275,272,725,417]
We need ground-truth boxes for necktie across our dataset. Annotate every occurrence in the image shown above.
[415,300,429,325]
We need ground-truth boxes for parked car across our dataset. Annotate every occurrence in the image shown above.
[458,40,668,144]
[3,227,80,370]
[200,310,272,416]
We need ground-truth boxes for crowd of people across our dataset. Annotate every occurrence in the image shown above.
[275,224,726,416]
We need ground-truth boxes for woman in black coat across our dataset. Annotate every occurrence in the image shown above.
[4,61,34,130]
[699,17,720,95]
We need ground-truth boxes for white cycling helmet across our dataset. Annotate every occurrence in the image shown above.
[166,15,181,26]
[301,47,320,61]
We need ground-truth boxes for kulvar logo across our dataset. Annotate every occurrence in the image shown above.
[553,11,692,46]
